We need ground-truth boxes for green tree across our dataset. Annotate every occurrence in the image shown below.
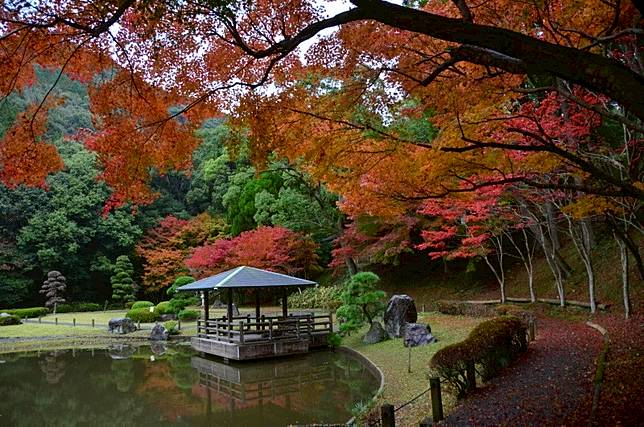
[336,272,386,335]
[167,276,198,312]
[111,255,136,306]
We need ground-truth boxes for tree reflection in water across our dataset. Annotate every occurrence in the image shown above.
[0,346,378,426]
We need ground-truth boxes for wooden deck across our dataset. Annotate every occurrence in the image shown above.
[192,313,332,360]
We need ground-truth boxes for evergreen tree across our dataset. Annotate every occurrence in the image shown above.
[111,255,136,306]
[40,271,67,314]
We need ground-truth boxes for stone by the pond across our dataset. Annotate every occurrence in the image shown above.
[0,312,10,317]
[384,295,418,338]
[150,323,169,341]
[160,313,177,321]
[109,344,136,360]
[150,341,167,355]
[363,321,387,344]
[403,323,436,347]
[108,317,137,334]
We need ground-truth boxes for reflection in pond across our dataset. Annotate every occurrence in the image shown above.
[0,346,379,426]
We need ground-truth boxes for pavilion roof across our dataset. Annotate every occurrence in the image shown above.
[176,266,316,291]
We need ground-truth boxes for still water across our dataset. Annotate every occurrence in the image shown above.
[0,345,379,426]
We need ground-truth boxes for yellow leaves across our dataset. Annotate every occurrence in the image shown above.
[562,195,621,218]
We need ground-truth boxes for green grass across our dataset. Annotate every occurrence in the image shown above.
[344,312,483,426]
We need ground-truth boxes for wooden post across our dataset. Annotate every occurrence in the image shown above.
[227,288,233,322]
[55,317,58,326]
[240,319,245,344]
[269,319,273,339]
[255,290,261,331]
[282,288,288,318]
[430,377,444,422]
[381,403,395,427]
[178,319,181,331]
[261,314,265,331]
[38,317,41,324]
[92,319,95,328]
[204,290,210,322]
[137,321,141,330]
[466,361,476,390]
[73,318,76,327]
[528,319,536,341]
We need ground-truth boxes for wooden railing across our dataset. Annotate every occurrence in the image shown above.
[196,313,332,344]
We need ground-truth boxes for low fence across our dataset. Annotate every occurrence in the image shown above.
[375,318,538,426]
[21,317,196,331]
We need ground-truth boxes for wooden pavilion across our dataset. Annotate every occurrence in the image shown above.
[177,266,333,361]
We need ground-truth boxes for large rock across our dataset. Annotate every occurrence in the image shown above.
[384,295,418,338]
[363,321,387,345]
[108,317,137,334]
[403,323,436,347]
[150,323,169,341]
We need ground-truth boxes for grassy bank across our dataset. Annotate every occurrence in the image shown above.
[343,312,484,426]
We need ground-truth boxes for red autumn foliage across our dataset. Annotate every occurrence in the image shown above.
[136,213,220,293]
[186,226,318,278]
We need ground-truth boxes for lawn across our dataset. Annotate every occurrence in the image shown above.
[343,312,484,426]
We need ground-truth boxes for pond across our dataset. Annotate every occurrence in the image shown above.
[0,344,380,426]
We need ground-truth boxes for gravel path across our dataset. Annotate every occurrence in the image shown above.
[441,316,602,426]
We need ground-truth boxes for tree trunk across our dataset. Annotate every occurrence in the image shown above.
[615,232,631,319]
[346,257,358,276]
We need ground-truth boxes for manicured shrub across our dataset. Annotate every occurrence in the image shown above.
[178,309,200,321]
[1,307,49,318]
[288,286,342,311]
[168,296,198,313]
[0,315,21,326]
[126,307,160,323]
[164,320,179,335]
[125,301,135,309]
[430,316,527,398]
[57,302,102,313]
[131,301,154,310]
[156,301,177,315]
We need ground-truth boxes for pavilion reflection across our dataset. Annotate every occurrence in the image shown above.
[191,353,337,409]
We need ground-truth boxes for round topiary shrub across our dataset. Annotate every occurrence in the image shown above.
[156,301,177,315]
[178,309,200,321]
[126,307,160,323]
[0,314,21,326]
[131,301,154,310]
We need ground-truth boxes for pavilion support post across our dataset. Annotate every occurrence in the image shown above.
[255,290,261,331]
[227,288,233,322]
[282,288,288,318]
[203,290,209,321]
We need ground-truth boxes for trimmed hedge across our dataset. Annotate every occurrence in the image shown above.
[430,316,527,398]
[430,301,497,317]
[178,309,200,321]
[0,307,49,318]
[126,307,160,323]
[131,301,154,310]
[56,302,102,313]
[0,315,21,326]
